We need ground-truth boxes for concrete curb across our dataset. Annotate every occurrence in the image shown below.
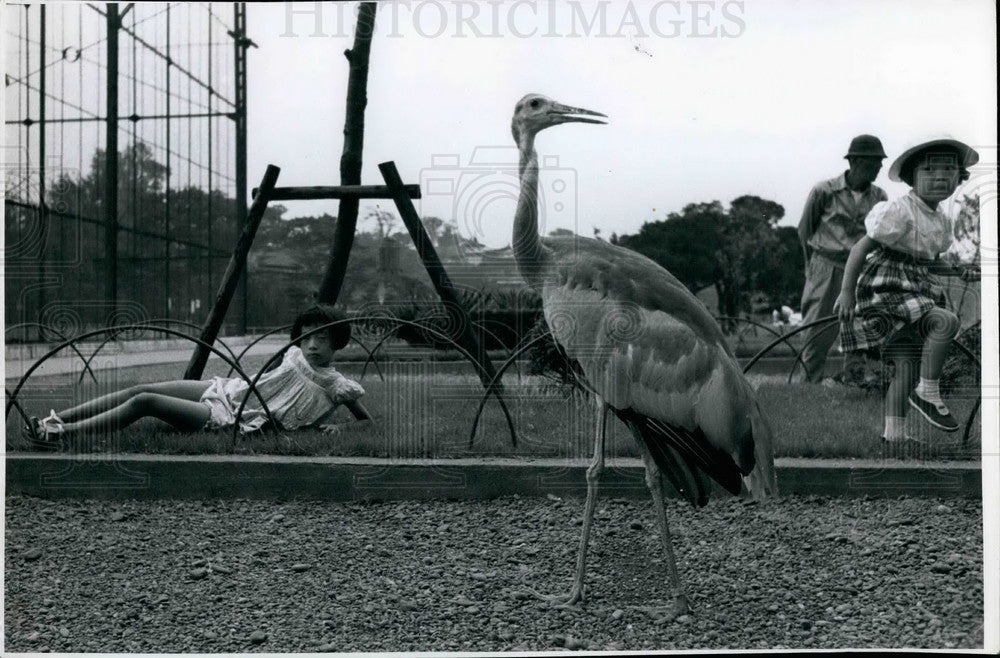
[4,455,981,501]
[4,334,278,360]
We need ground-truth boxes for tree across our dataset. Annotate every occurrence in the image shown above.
[38,142,244,326]
[48,142,167,227]
[716,195,784,317]
[366,207,399,240]
[725,196,803,311]
[419,215,445,245]
[756,226,805,309]
[944,193,980,265]
[729,195,784,225]
[616,201,725,294]
[437,218,484,258]
[615,196,800,318]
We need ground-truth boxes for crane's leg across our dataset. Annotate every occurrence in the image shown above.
[635,445,691,621]
[521,397,608,608]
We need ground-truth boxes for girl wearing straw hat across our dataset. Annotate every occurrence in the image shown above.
[834,138,979,443]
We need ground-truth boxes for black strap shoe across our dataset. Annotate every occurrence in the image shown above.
[908,391,960,432]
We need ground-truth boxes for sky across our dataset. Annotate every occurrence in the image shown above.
[244,0,997,249]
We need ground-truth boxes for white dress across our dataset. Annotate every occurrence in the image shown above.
[839,191,952,354]
[200,346,365,433]
[863,190,952,259]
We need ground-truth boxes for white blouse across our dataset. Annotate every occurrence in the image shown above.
[224,346,364,430]
[864,190,953,260]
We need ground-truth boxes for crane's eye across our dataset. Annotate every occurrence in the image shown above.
[530,99,540,108]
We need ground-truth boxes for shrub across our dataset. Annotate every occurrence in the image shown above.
[354,287,543,351]
[942,321,981,393]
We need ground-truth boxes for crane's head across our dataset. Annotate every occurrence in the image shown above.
[511,94,607,143]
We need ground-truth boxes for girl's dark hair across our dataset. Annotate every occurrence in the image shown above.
[290,304,351,351]
[899,146,971,186]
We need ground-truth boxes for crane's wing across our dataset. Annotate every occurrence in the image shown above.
[540,236,777,504]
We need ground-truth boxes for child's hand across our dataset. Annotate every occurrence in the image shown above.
[833,290,856,321]
[318,419,372,436]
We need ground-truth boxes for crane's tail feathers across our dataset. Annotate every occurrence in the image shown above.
[616,410,743,507]
[741,400,778,501]
[624,419,710,507]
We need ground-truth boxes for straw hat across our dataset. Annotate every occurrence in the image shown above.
[888,137,979,182]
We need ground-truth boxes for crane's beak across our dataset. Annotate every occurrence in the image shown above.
[548,102,608,126]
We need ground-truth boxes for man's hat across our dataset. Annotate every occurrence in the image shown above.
[844,134,887,159]
[888,137,980,182]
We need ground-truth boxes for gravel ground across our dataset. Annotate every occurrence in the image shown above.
[5,494,983,652]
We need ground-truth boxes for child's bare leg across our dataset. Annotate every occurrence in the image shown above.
[58,380,212,422]
[919,307,961,380]
[886,355,919,417]
[907,308,961,431]
[60,393,211,438]
[882,346,920,441]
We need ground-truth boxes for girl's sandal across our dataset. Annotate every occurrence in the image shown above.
[22,413,64,452]
[41,409,65,429]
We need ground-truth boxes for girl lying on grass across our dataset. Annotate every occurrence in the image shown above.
[25,304,370,450]
[834,137,979,445]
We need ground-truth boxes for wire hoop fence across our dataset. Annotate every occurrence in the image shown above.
[6,313,980,451]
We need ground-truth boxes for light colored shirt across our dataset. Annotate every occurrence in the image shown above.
[222,346,364,430]
[865,190,953,260]
[799,172,888,255]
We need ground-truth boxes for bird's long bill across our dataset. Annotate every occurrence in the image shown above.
[548,102,607,125]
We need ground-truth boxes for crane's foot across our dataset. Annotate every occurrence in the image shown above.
[635,594,691,623]
[514,576,585,610]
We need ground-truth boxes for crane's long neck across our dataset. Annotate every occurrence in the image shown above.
[513,131,547,288]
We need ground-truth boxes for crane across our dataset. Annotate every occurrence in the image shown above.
[509,94,777,618]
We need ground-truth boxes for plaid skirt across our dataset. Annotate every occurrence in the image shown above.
[839,247,946,357]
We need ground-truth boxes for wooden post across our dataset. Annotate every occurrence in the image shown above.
[378,161,502,390]
[316,1,377,305]
[233,2,250,333]
[37,4,47,333]
[253,184,421,201]
[183,165,280,380]
[104,3,120,314]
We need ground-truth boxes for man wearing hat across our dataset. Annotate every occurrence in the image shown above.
[796,135,888,384]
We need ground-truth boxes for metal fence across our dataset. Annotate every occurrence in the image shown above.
[4,2,250,341]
